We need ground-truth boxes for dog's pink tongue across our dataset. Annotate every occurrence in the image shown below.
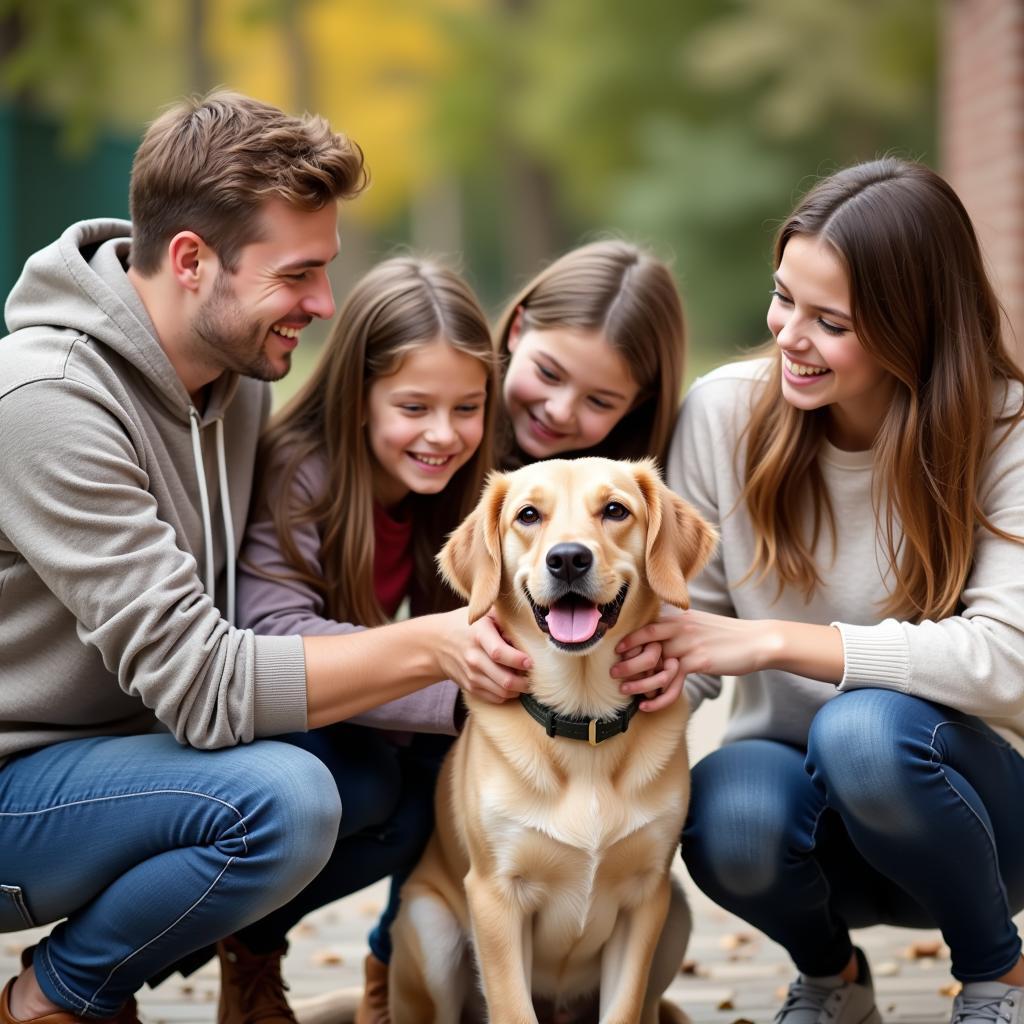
[546,601,601,644]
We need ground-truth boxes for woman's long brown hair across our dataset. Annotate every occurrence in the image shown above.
[493,240,685,468]
[742,158,1024,621]
[254,256,499,626]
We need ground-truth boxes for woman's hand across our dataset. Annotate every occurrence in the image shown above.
[436,608,532,704]
[614,608,844,684]
[616,607,772,679]
[610,638,686,713]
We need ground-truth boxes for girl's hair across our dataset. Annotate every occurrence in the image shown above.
[494,240,685,467]
[742,157,1024,621]
[256,256,499,626]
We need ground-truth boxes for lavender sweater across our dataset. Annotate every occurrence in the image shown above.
[237,452,460,735]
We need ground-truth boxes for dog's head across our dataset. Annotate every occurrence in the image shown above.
[439,457,716,656]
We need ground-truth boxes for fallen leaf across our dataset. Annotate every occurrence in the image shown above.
[312,949,344,966]
[939,982,963,999]
[726,949,755,962]
[679,959,706,976]
[874,961,900,977]
[716,996,735,1010]
[718,932,755,951]
[907,939,942,959]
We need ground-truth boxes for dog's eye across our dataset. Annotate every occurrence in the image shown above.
[516,505,541,525]
[602,502,630,521]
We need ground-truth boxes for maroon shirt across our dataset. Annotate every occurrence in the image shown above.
[373,501,414,619]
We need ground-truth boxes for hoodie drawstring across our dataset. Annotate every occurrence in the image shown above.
[215,417,237,625]
[188,407,236,625]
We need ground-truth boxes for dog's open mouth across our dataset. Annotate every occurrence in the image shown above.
[525,583,629,651]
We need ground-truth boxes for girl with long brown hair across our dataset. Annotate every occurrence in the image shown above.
[221,256,522,1024]
[619,159,1024,1024]
[495,239,685,470]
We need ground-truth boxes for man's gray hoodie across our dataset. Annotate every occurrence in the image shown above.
[0,220,308,767]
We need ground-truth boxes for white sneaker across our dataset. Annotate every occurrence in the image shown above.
[952,982,1024,1024]
[775,948,882,1024]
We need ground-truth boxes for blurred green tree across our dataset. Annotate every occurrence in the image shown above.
[1,0,937,375]
[426,0,937,368]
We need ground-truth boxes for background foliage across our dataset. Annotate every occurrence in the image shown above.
[0,0,938,390]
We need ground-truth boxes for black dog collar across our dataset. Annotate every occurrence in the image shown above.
[519,693,641,745]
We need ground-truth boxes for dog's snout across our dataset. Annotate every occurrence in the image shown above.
[546,542,593,584]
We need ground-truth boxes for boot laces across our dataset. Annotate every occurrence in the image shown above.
[229,950,296,1024]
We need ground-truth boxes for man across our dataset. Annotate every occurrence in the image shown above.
[0,92,533,1024]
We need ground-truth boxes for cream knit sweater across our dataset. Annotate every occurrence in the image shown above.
[668,357,1024,758]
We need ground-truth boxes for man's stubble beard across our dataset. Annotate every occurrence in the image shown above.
[192,270,289,383]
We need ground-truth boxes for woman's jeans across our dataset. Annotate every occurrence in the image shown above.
[0,733,342,1018]
[683,689,1024,982]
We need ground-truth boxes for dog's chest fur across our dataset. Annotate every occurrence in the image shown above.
[461,700,688,940]
[480,757,676,853]
[450,708,687,1002]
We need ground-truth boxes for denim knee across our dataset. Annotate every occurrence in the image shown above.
[807,690,922,832]
[241,741,343,893]
[683,750,795,898]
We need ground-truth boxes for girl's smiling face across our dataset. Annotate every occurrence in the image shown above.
[502,325,640,459]
[366,340,488,508]
[768,234,894,450]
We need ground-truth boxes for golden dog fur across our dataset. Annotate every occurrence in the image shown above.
[389,458,716,1024]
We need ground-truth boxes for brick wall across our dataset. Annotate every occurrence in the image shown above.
[943,0,1024,362]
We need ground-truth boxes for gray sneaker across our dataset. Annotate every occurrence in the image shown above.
[775,948,882,1024]
[952,983,1024,1024]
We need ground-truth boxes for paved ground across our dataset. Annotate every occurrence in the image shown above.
[3,689,1019,1023]
[6,879,1011,1024]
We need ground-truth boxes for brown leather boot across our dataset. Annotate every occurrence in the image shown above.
[216,936,297,1024]
[0,979,82,1024]
[354,953,390,1024]
[2,948,142,1024]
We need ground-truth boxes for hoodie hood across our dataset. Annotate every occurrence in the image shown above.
[5,218,237,422]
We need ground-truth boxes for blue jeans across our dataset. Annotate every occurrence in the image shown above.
[683,689,1024,982]
[236,725,449,962]
[0,734,342,1017]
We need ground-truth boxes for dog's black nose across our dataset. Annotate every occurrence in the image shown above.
[546,543,593,584]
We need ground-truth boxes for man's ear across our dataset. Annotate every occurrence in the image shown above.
[438,471,510,622]
[632,459,717,609]
[167,231,215,293]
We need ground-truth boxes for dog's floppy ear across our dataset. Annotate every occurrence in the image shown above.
[632,459,717,609]
[438,471,510,622]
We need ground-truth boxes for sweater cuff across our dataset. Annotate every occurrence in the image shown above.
[832,620,910,691]
[252,634,308,736]
[429,680,461,735]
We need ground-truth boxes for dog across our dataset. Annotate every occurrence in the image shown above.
[389,457,716,1024]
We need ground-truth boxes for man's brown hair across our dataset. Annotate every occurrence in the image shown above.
[129,90,367,276]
